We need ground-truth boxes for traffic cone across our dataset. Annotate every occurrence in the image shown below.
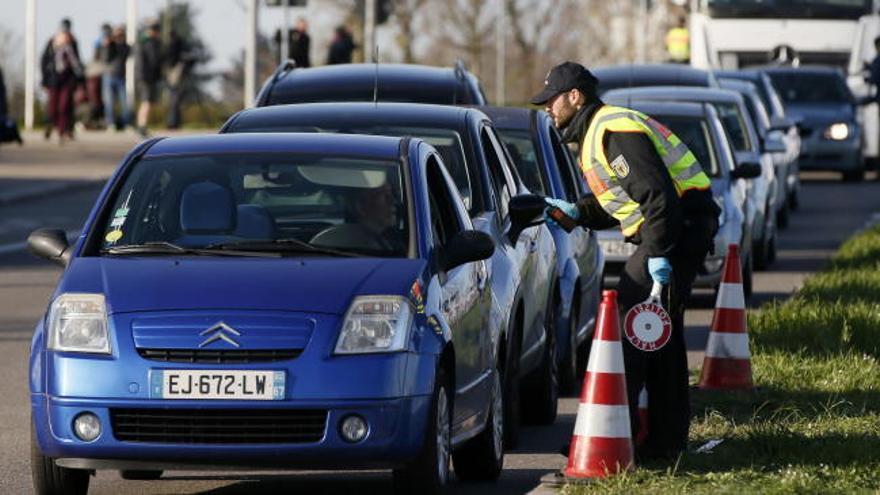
[699,244,753,390]
[565,290,633,478]
[635,387,648,446]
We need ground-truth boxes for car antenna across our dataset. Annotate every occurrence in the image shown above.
[373,45,380,108]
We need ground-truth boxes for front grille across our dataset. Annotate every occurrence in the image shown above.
[110,408,328,444]
[137,348,302,364]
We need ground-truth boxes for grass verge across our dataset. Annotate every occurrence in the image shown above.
[566,226,880,494]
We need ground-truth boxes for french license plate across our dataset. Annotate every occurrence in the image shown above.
[599,239,637,257]
[150,370,285,400]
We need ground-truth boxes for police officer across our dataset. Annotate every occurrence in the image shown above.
[531,62,719,458]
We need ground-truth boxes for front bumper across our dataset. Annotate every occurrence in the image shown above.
[798,132,861,172]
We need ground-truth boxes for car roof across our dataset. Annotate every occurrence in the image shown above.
[718,78,758,93]
[227,102,481,132]
[603,86,743,105]
[143,132,405,160]
[594,64,717,92]
[478,106,536,131]
[602,99,709,119]
[265,63,477,105]
[760,65,844,76]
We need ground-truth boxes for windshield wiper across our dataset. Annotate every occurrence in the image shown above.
[102,241,279,257]
[208,238,363,257]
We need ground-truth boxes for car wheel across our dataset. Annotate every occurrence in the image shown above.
[766,233,777,265]
[789,186,799,210]
[451,369,504,481]
[393,368,451,495]
[502,321,521,449]
[522,305,559,425]
[843,168,865,182]
[120,470,163,480]
[31,426,89,495]
[559,298,580,395]
[776,202,789,229]
[753,236,768,271]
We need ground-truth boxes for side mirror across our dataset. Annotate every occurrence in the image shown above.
[440,230,495,272]
[731,161,762,179]
[27,228,70,267]
[508,194,546,244]
[761,133,787,153]
[770,115,796,131]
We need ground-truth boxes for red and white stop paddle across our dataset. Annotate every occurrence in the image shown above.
[624,282,672,352]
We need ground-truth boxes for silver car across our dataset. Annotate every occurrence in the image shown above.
[596,100,759,297]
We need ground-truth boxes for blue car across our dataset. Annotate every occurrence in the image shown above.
[480,106,603,393]
[222,103,560,439]
[27,133,548,494]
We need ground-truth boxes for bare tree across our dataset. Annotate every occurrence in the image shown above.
[393,0,428,63]
[428,0,495,77]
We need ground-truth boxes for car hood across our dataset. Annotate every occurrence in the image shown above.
[56,256,427,315]
[783,102,854,124]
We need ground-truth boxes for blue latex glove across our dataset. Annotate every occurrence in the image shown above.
[543,197,580,226]
[647,257,672,286]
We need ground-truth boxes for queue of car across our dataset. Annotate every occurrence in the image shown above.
[26,59,858,495]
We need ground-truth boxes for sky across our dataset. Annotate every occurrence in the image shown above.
[0,0,353,93]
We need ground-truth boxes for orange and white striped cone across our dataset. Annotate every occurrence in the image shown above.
[565,290,634,478]
[635,387,648,446]
[699,244,754,390]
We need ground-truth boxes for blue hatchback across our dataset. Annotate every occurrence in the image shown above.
[27,133,543,494]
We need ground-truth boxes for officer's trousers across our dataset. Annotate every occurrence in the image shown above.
[616,212,718,456]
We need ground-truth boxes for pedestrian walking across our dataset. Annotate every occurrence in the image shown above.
[665,16,690,64]
[103,25,131,130]
[327,25,356,65]
[531,62,719,459]
[40,19,83,143]
[165,29,193,130]
[136,21,163,137]
[290,18,311,67]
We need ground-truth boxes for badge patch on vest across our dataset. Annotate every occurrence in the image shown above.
[610,155,630,178]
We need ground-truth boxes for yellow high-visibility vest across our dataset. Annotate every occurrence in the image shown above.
[666,27,690,62]
[580,105,711,237]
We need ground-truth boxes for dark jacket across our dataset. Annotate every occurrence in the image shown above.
[138,36,163,83]
[105,41,130,79]
[327,33,355,65]
[565,102,718,257]
[290,30,310,68]
[0,67,7,117]
[40,37,83,88]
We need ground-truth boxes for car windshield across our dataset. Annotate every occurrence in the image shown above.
[234,125,475,213]
[97,153,411,257]
[268,85,476,106]
[495,129,547,196]
[708,0,870,20]
[767,72,853,103]
[655,117,721,177]
[714,102,754,152]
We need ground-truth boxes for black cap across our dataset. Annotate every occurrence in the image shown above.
[530,61,598,105]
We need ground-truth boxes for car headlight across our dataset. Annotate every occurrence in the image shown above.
[824,123,849,141]
[334,296,413,354]
[47,293,110,354]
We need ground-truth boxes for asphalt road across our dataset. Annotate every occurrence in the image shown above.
[0,164,878,494]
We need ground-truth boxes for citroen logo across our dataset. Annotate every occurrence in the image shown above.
[199,322,241,348]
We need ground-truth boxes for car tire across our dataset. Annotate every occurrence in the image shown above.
[753,237,768,271]
[843,168,864,182]
[766,234,777,265]
[502,320,521,449]
[120,470,163,480]
[559,298,580,395]
[392,367,451,495]
[777,202,789,230]
[451,369,504,481]
[521,313,559,425]
[788,187,799,210]
[31,426,89,495]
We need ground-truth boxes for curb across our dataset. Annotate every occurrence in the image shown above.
[0,179,105,206]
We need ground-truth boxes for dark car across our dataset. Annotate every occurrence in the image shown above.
[27,133,511,494]
[480,106,604,392]
[222,102,559,441]
[716,69,802,213]
[764,66,863,181]
[593,63,719,94]
[255,62,488,107]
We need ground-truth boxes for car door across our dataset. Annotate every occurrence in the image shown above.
[479,123,549,374]
[425,151,492,426]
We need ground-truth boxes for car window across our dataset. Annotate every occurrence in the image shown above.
[549,126,585,201]
[96,153,411,257]
[767,72,853,104]
[742,93,772,135]
[234,124,478,216]
[425,154,464,248]
[658,117,720,177]
[713,102,754,152]
[496,128,547,196]
[480,127,515,219]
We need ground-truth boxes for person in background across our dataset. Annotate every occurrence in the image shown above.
[165,29,192,130]
[136,21,162,138]
[327,25,356,65]
[40,18,83,142]
[0,65,23,145]
[103,25,131,131]
[290,18,311,68]
[665,16,690,64]
[83,23,113,129]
